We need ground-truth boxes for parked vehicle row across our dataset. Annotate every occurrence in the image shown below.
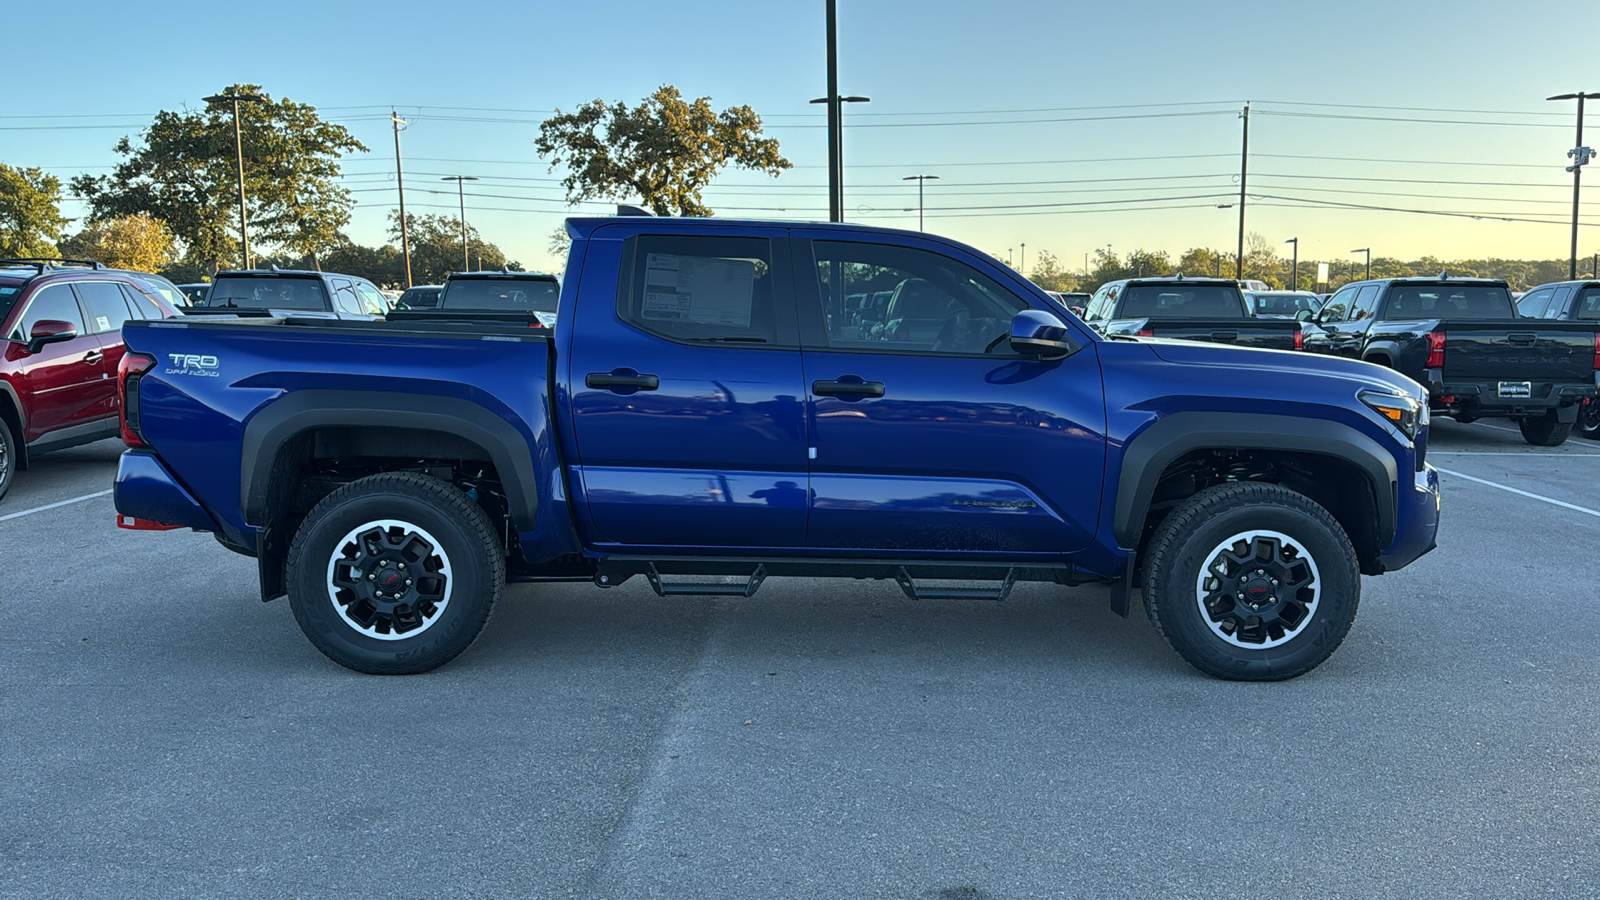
[1080,276,1304,350]
[114,216,1440,682]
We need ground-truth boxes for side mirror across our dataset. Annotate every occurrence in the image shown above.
[26,319,79,354]
[1295,309,1313,322]
[1009,309,1077,359]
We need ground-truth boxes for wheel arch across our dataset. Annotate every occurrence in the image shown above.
[1114,412,1398,557]
[0,380,27,469]
[241,390,540,533]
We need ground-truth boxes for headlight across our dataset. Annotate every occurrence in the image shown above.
[1360,390,1423,439]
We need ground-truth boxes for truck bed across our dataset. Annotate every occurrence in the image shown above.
[1104,316,1302,350]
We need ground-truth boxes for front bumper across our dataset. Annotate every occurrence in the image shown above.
[1377,464,1440,572]
[114,450,221,532]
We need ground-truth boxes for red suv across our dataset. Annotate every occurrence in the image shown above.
[0,259,181,501]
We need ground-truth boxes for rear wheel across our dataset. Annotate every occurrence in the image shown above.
[1577,400,1600,440]
[1143,482,1361,681]
[0,416,14,502]
[1518,411,1571,447]
[285,472,504,674]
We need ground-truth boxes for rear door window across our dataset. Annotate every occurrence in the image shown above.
[621,235,789,345]
[355,282,389,316]
[1516,288,1554,318]
[73,281,135,334]
[1349,285,1382,321]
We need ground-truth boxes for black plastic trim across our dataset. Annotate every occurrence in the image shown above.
[26,416,117,453]
[1113,412,1399,548]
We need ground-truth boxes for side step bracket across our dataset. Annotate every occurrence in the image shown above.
[894,566,1017,602]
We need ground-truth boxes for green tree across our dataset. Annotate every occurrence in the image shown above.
[71,85,366,270]
[322,239,405,287]
[535,85,791,216]
[59,213,176,272]
[1027,250,1077,292]
[0,164,70,258]
[1179,247,1230,278]
[389,212,520,285]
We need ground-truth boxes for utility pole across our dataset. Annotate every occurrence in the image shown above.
[1351,247,1371,280]
[392,111,413,288]
[1284,237,1298,291]
[825,0,840,222]
[203,91,265,269]
[1236,102,1250,280]
[903,175,938,231]
[441,176,478,272]
[1548,92,1597,280]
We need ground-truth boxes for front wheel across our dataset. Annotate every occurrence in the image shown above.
[1577,400,1600,440]
[285,472,505,674]
[1518,411,1571,447]
[1143,483,1361,681]
[0,415,14,502]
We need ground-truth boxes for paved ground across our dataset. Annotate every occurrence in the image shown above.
[2,421,1598,899]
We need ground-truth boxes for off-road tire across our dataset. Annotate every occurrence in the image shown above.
[1576,401,1600,440]
[1143,482,1361,681]
[1518,411,1571,447]
[286,472,504,674]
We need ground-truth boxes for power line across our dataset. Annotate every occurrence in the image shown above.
[1254,110,1569,129]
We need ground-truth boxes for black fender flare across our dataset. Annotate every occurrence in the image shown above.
[240,390,540,532]
[1361,343,1400,369]
[1113,411,1398,548]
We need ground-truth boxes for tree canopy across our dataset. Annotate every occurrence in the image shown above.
[386,212,521,285]
[535,85,791,216]
[59,213,177,273]
[70,85,366,270]
[0,164,70,258]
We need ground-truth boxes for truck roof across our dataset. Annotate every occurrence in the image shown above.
[564,216,932,241]
[1346,276,1509,288]
[444,270,557,282]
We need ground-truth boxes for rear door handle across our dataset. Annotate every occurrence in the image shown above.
[1210,331,1238,343]
[83,350,103,365]
[813,378,885,398]
[585,370,659,392]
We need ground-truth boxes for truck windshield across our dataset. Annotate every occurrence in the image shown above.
[441,278,558,311]
[1120,284,1244,318]
[1384,285,1513,319]
[205,276,328,310]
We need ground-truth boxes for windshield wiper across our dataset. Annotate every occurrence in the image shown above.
[683,336,767,343]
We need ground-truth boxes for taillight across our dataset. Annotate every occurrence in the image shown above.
[1136,328,1154,338]
[1294,328,1305,351]
[1425,331,1445,368]
[119,352,156,446]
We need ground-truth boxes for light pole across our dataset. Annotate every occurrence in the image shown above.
[203,91,266,268]
[1020,242,1027,275]
[1236,102,1250,280]
[441,176,479,272]
[392,110,413,287]
[1284,237,1298,291]
[1548,92,1598,280]
[811,94,870,221]
[1351,247,1370,280]
[902,175,939,231]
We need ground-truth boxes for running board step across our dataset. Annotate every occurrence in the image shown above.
[643,563,767,598]
[895,566,1017,602]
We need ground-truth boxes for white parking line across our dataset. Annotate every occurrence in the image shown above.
[0,489,114,523]
[1431,451,1600,457]
[1434,467,1600,518]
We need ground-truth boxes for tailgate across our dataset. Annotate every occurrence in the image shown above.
[1440,320,1598,383]
[1137,317,1299,348]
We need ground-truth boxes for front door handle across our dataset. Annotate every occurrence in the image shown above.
[585,370,659,392]
[83,350,103,365]
[813,378,885,398]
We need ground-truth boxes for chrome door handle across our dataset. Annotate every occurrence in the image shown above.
[83,350,103,364]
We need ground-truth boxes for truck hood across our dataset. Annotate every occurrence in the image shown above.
[1139,337,1423,399]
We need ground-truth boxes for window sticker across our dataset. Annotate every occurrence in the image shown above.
[642,253,755,327]
[96,316,111,331]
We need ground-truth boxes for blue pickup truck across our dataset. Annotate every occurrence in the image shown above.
[113,217,1440,681]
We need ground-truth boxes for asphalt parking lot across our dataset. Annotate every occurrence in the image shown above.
[2,420,1597,899]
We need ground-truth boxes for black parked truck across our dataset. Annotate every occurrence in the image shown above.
[1303,276,1600,446]
[1514,279,1600,438]
[1081,276,1304,350]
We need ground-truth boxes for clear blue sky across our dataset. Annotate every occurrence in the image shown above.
[7,0,1599,272]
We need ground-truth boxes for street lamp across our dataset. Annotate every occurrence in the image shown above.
[810,94,869,221]
[1351,247,1370,280]
[1020,242,1027,275]
[441,176,479,272]
[1284,237,1298,291]
[203,91,266,268]
[1547,92,1598,279]
[902,175,939,231]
